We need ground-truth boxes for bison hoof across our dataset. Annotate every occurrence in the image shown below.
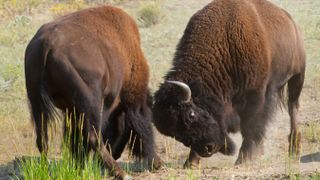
[114,174,131,180]
[288,130,301,157]
[183,159,200,169]
[123,175,132,180]
[152,156,164,169]
[149,155,164,170]
[234,157,244,166]
[235,153,249,165]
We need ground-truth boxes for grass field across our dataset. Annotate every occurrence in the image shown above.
[0,0,319,179]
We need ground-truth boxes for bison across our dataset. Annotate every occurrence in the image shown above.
[25,6,162,179]
[153,0,305,167]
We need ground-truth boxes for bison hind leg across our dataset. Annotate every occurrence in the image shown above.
[28,87,57,156]
[287,73,304,158]
[103,110,130,160]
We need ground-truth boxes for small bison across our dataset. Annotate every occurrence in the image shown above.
[153,0,305,167]
[25,6,162,179]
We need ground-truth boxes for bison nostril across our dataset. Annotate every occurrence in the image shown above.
[205,145,213,153]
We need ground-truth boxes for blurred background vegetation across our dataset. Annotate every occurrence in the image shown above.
[0,0,319,174]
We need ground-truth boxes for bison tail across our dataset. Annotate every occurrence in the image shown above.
[39,82,59,123]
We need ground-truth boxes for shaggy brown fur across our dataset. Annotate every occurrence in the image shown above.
[25,6,162,179]
[153,0,305,167]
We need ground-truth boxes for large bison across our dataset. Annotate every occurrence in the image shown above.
[153,0,305,167]
[25,6,162,179]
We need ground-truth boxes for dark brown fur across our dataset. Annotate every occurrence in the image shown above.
[25,6,161,179]
[153,0,305,167]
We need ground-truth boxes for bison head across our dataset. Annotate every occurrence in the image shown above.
[153,80,235,157]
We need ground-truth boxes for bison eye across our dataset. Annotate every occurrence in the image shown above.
[190,110,195,118]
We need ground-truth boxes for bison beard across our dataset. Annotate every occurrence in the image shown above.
[153,0,305,168]
[25,5,162,179]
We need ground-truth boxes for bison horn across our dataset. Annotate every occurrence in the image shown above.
[166,80,192,103]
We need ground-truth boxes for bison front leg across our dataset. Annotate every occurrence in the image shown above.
[183,150,201,169]
[236,91,267,165]
[235,135,265,165]
[287,73,304,157]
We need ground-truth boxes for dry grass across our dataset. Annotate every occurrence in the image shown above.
[137,1,163,27]
[0,0,319,179]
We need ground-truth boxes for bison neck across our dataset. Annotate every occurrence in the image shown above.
[165,62,242,132]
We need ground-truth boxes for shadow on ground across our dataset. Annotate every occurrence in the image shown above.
[0,157,21,180]
[301,152,320,163]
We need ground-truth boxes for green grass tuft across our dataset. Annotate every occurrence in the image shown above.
[19,112,108,180]
[20,153,106,180]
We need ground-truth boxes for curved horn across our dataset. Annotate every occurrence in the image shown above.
[166,80,191,103]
